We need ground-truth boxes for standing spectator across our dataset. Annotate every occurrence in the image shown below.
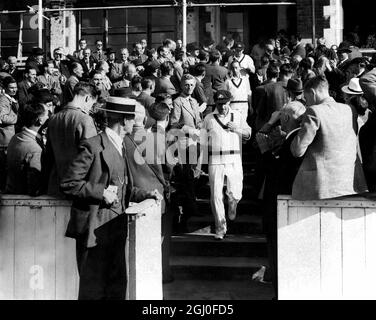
[91,71,110,102]
[154,61,177,97]
[263,43,279,63]
[192,63,209,113]
[110,48,130,83]
[95,61,112,92]
[129,42,148,67]
[52,48,71,81]
[298,57,316,85]
[196,90,252,240]
[6,103,49,196]
[80,48,96,81]
[0,77,18,190]
[171,50,185,92]
[228,42,255,76]
[73,39,88,60]
[255,63,293,131]
[106,48,117,77]
[25,47,45,75]
[140,38,149,55]
[37,60,63,98]
[186,43,200,67]
[225,61,252,121]
[60,96,161,300]
[136,78,156,129]
[18,67,38,109]
[92,40,107,63]
[63,62,84,104]
[170,74,203,225]
[7,56,22,82]
[336,42,352,72]
[113,63,138,90]
[205,49,228,94]
[289,34,306,59]
[290,75,368,200]
[46,82,99,195]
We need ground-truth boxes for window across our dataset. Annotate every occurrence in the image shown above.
[78,7,177,55]
[0,13,39,58]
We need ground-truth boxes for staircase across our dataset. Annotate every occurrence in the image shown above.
[168,140,270,296]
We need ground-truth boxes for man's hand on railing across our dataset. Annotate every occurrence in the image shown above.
[146,189,163,203]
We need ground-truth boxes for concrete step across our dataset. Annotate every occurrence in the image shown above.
[170,256,268,280]
[171,233,267,257]
[181,213,263,234]
[195,198,262,217]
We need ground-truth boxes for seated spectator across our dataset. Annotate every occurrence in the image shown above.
[25,47,45,75]
[6,103,49,196]
[91,71,109,101]
[290,75,368,200]
[95,61,112,91]
[63,62,84,104]
[129,42,148,66]
[80,48,96,81]
[18,67,38,109]
[110,48,130,83]
[37,60,62,98]
[113,63,138,90]
[7,56,22,82]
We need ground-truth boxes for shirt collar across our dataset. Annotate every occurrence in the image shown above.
[4,93,17,103]
[105,127,123,156]
[24,127,39,138]
[285,127,300,140]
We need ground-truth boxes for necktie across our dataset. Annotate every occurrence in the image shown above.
[188,98,197,127]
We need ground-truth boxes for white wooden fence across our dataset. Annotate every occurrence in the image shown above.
[0,195,162,300]
[278,195,376,300]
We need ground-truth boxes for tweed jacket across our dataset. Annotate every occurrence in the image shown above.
[60,132,150,248]
[110,61,129,83]
[290,97,368,200]
[170,94,202,132]
[37,74,62,95]
[0,94,18,147]
[6,128,45,196]
[46,104,97,195]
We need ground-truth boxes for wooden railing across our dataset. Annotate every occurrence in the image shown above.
[0,195,162,300]
[278,194,376,300]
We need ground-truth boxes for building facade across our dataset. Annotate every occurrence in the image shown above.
[0,0,367,59]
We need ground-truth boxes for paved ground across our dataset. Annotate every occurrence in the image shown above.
[163,279,274,300]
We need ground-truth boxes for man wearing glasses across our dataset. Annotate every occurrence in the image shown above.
[93,40,107,63]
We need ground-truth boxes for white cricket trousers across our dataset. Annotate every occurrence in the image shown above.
[208,162,243,235]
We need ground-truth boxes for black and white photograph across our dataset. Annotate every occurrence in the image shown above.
[0,0,376,304]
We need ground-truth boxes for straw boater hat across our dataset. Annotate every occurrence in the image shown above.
[97,96,144,117]
[341,78,364,95]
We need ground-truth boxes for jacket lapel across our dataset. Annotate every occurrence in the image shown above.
[181,98,196,123]
[100,132,114,179]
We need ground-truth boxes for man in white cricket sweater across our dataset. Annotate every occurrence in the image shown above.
[196,90,252,240]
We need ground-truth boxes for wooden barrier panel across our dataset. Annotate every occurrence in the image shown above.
[0,195,162,300]
[278,195,376,300]
[0,195,78,300]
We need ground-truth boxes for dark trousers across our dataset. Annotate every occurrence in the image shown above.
[0,148,7,191]
[75,214,128,300]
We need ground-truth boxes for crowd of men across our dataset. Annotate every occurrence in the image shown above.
[1,30,376,299]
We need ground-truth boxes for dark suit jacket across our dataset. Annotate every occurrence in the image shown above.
[8,68,23,82]
[6,129,46,196]
[53,60,71,79]
[254,80,288,131]
[60,132,150,248]
[46,104,97,195]
[154,76,177,96]
[205,64,228,93]
[17,80,33,108]
[80,57,96,81]
[290,43,306,58]
[136,92,156,129]
[192,79,207,106]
